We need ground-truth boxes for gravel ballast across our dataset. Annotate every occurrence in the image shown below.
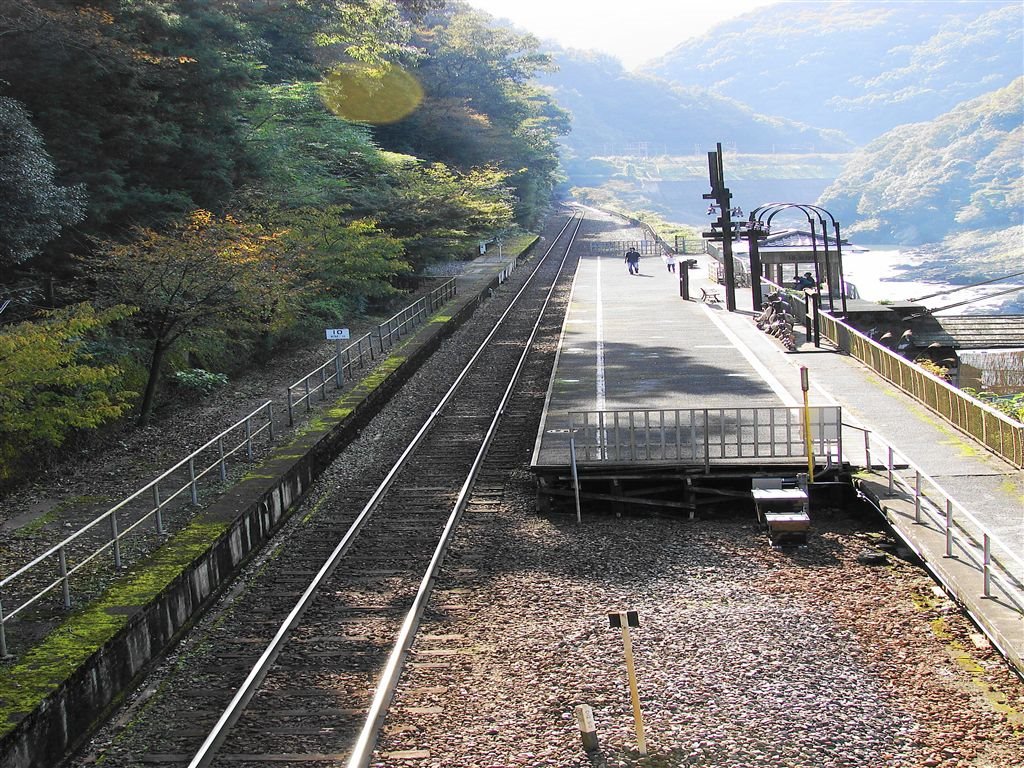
[376,487,1024,768]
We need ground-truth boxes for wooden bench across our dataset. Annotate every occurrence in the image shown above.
[700,288,722,303]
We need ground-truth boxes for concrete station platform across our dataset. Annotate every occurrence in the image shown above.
[532,208,837,476]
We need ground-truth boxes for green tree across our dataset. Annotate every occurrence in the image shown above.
[374,5,569,228]
[242,83,517,269]
[0,303,135,482]
[281,207,411,319]
[0,0,254,255]
[88,210,298,424]
[232,0,442,80]
[0,96,85,267]
[376,161,516,267]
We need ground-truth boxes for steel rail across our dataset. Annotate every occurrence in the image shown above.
[186,211,584,768]
[346,213,584,768]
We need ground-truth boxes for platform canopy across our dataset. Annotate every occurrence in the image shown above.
[707,228,853,293]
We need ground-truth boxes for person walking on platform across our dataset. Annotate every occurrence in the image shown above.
[664,252,677,274]
[625,246,641,275]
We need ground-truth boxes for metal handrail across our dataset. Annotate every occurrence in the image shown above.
[847,422,1023,605]
[286,279,457,424]
[0,278,463,657]
[780,290,1024,468]
[0,401,274,656]
[567,406,842,466]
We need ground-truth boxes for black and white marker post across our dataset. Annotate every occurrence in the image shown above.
[326,327,350,385]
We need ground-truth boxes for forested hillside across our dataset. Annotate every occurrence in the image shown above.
[820,78,1024,246]
[0,0,566,485]
[645,0,1021,144]
[539,48,851,164]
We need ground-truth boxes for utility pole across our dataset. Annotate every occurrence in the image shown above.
[702,142,737,312]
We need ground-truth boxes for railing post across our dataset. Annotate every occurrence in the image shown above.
[944,499,953,557]
[218,437,228,481]
[887,447,895,495]
[245,415,254,459]
[267,402,275,441]
[703,409,711,474]
[0,599,8,658]
[111,511,122,570]
[570,437,582,525]
[982,534,992,598]
[287,388,295,427]
[59,546,71,608]
[863,430,871,468]
[188,457,199,504]
[304,378,312,413]
[914,472,922,524]
[335,353,343,387]
[153,483,165,535]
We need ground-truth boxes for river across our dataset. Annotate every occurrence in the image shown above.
[842,244,1024,314]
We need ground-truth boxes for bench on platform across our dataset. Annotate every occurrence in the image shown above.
[700,287,722,303]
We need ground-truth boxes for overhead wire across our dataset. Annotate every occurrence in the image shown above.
[908,282,1024,318]
[909,269,1024,302]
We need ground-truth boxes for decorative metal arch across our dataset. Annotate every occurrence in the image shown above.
[746,202,848,315]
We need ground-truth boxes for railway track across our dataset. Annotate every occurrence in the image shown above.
[69,210,585,768]
[66,208,1024,768]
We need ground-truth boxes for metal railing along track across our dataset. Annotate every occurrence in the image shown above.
[848,423,1023,610]
[0,280,464,657]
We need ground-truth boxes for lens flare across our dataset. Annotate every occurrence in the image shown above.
[320,63,423,124]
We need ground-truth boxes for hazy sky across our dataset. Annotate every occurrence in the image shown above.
[464,0,781,69]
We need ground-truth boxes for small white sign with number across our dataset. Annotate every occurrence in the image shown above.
[325,328,350,340]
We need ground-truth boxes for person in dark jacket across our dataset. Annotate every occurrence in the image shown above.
[625,247,641,275]
[794,271,818,290]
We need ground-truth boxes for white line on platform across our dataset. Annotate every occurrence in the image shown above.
[699,305,799,407]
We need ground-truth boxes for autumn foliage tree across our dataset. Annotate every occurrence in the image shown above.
[0,303,135,482]
[89,210,303,425]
